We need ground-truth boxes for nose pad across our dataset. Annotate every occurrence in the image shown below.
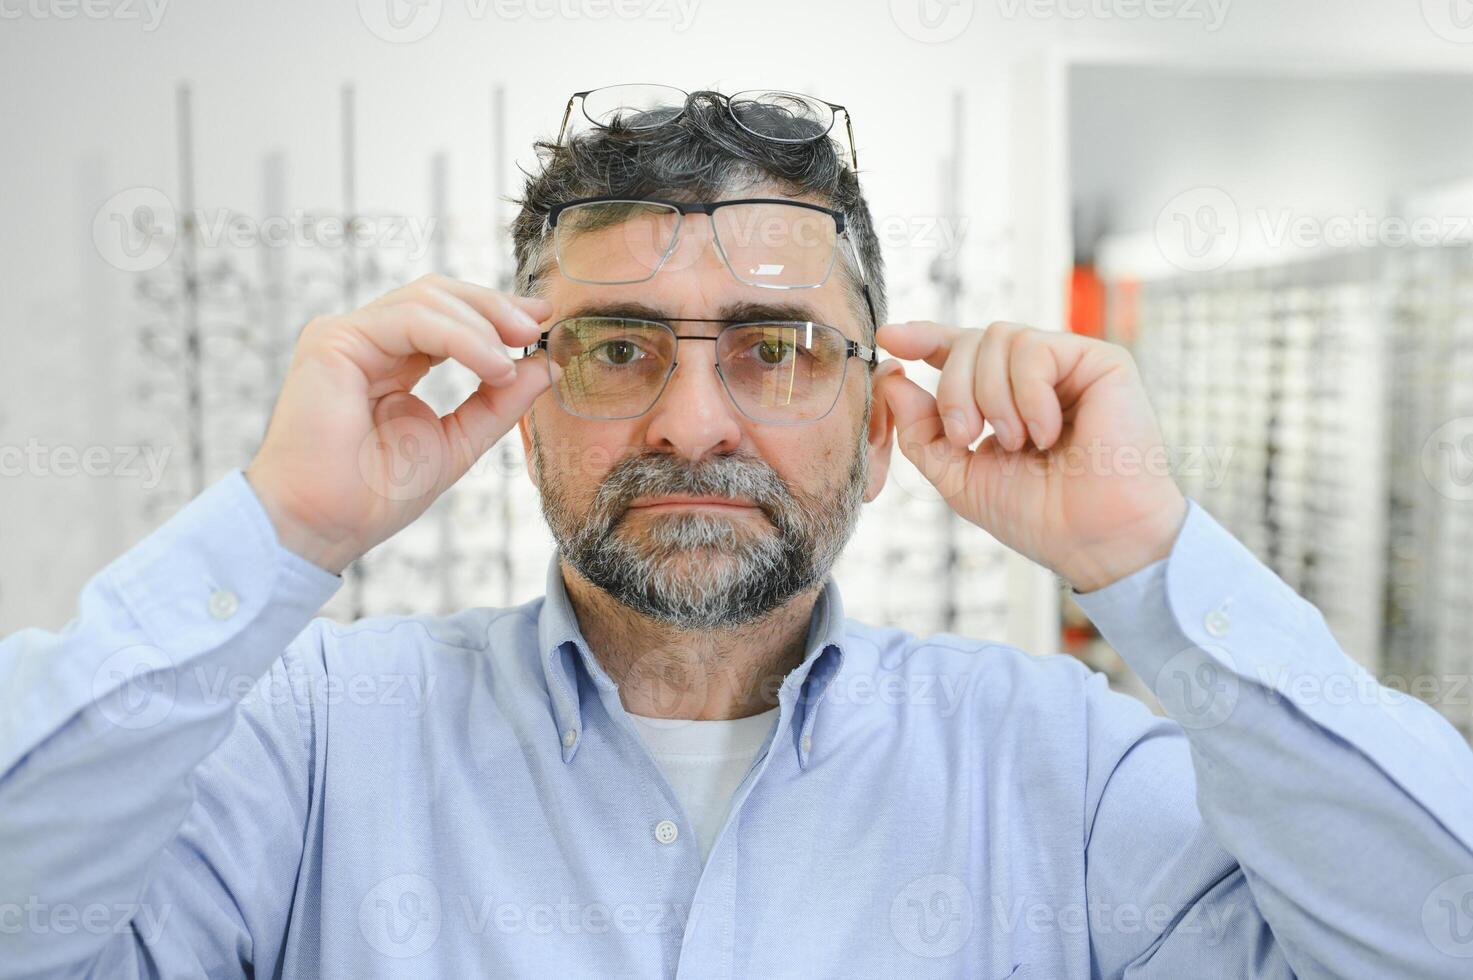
[658,215,723,277]
[655,347,736,415]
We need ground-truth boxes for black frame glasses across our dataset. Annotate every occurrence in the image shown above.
[557,84,859,171]
[520,315,878,425]
[545,195,850,290]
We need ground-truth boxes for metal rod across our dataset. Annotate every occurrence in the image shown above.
[177,83,204,497]
[493,83,516,607]
[341,83,366,617]
[430,150,456,615]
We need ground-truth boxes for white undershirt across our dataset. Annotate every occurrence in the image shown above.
[627,707,781,862]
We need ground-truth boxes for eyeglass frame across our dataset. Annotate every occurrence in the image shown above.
[519,315,879,425]
[557,85,858,171]
[545,195,855,290]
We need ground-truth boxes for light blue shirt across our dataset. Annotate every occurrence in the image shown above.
[3,468,1472,978]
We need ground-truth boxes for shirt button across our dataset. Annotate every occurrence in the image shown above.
[653,820,679,845]
[208,589,239,620]
[562,729,578,748]
[800,735,813,754]
[1204,609,1230,637]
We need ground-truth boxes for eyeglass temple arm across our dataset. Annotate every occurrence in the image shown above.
[840,107,858,170]
[556,95,578,144]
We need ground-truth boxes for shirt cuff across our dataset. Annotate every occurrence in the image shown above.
[1073,498,1318,689]
[106,468,343,662]
[1072,497,1473,808]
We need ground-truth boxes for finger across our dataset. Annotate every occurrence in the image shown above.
[367,275,552,347]
[439,356,555,482]
[354,302,516,386]
[975,322,1026,451]
[417,285,493,333]
[1008,330,1069,449]
[415,286,528,366]
[427,278,552,348]
[874,320,964,371]
[934,329,985,449]
[875,370,969,502]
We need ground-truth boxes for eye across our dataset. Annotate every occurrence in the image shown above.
[590,338,646,366]
[749,337,796,365]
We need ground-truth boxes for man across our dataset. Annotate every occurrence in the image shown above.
[2,86,1470,979]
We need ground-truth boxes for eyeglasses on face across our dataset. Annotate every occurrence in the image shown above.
[520,315,877,424]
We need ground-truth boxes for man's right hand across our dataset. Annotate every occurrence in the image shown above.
[244,275,555,575]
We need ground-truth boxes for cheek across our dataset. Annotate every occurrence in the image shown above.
[750,428,843,492]
[535,415,641,493]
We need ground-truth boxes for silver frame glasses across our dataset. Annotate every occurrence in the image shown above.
[521,315,878,425]
[557,84,858,170]
[545,196,849,291]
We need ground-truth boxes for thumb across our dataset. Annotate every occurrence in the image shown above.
[441,358,554,482]
[876,370,970,502]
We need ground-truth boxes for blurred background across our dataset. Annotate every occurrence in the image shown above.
[3,0,1473,737]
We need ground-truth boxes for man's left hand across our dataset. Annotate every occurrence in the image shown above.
[874,320,1189,593]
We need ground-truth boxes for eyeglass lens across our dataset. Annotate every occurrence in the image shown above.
[554,200,838,289]
[544,317,852,422]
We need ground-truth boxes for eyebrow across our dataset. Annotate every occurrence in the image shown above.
[560,300,832,326]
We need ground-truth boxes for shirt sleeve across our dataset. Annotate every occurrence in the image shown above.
[1072,499,1473,978]
[0,469,342,979]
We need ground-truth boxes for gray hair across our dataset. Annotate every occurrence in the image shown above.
[510,89,887,339]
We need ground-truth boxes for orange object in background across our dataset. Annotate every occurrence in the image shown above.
[1068,263,1106,338]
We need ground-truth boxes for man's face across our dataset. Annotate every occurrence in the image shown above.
[517,191,895,630]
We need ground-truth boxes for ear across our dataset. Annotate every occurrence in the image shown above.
[862,363,900,503]
[518,409,540,489]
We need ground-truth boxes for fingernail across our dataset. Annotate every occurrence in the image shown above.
[1024,418,1043,445]
[992,419,1014,448]
[514,309,541,332]
[942,414,967,447]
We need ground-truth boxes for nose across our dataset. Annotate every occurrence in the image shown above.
[642,340,744,460]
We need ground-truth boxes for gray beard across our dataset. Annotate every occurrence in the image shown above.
[533,435,868,631]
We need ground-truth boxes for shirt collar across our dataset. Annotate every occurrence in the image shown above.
[536,549,848,770]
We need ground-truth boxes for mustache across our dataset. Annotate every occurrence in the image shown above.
[591,453,796,527]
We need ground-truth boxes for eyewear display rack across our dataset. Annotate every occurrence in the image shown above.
[1115,244,1473,739]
